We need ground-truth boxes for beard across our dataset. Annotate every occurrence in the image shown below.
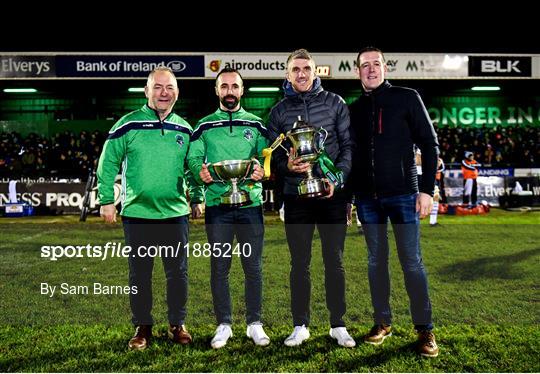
[220,95,239,110]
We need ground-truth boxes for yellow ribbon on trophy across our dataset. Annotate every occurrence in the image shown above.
[261,134,286,179]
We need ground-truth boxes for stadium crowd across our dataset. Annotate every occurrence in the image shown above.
[436,125,539,167]
[0,130,105,179]
[0,126,539,179]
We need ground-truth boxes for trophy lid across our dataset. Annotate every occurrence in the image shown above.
[288,115,315,136]
[293,115,309,129]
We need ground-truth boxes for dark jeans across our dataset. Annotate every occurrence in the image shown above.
[355,193,433,331]
[122,215,189,326]
[205,205,264,325]
[284,195,348,328]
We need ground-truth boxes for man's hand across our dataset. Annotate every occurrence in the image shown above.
[416,192,433,219]
[250,163,264,181]
[191,203,204,219]
[321,179,335,199]
[346,203,353,226]
[200,163,213,183]
[100,204,117,223]
[287,147,310,174]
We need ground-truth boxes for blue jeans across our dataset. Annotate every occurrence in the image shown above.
[205,205,264,325]
[123,215,189,326]
[355,193,433,331]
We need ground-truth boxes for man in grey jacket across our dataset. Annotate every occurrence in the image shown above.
[267,49,354,348]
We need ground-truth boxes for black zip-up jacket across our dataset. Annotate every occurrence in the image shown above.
[267,77,352,196]
[348,81,439,198]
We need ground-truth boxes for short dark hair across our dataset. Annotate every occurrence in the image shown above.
[286,48,314,66]
[356,46,385,66]
[216,67,243,84]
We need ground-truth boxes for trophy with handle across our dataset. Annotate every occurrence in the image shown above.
[286,116,329,198]
[210,159,255,207]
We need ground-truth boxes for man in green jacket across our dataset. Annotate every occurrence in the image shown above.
[97,67,201,350]
[188,67,269,349]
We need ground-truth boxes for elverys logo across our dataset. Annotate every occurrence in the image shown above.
[166,61,187,72]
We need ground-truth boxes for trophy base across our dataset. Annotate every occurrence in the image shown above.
[298,178,329,198]
[220,191,252,207]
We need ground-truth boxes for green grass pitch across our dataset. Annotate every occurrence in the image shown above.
[0,209,538,372]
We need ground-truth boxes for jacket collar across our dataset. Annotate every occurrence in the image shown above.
[362,80,391,97]
[215,106,245,117]
[142,104,174,121]
[283,76,323,100]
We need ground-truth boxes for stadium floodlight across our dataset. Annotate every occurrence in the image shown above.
[442,55,468,70]
[471,86,501,91]
[3,88,37,93]
[128,87,145,93]
[248,87,280,93]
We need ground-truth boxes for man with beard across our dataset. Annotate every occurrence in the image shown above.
[97,67,201,350]
[187,68,270,349]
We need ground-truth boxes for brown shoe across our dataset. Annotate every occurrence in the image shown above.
[417,330,439,357]
[168,324,192,345]
[364,324,392,345]
[128,325,152,350]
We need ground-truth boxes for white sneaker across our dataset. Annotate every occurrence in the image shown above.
[246,322,270,346]
[279,204,285,222]
[211,324,232,349]
[284,325,310,347]
[330,327,356,348]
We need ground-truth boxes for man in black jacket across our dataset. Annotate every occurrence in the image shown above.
[267,49,354,348]
[348,47,439,357]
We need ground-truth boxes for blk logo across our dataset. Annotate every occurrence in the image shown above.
[481,60,521,73]
[469,56,531,77]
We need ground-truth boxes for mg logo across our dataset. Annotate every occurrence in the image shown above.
[481,60,521,73]
[338,60,353,71]
[406,61,418,71]
[166,60,187,72]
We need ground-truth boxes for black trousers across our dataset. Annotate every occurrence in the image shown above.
[122,215,189,326]
[283,194,348,327]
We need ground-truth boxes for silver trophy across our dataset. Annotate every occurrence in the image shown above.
[286,116,328,198]
[211,159,254,207]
